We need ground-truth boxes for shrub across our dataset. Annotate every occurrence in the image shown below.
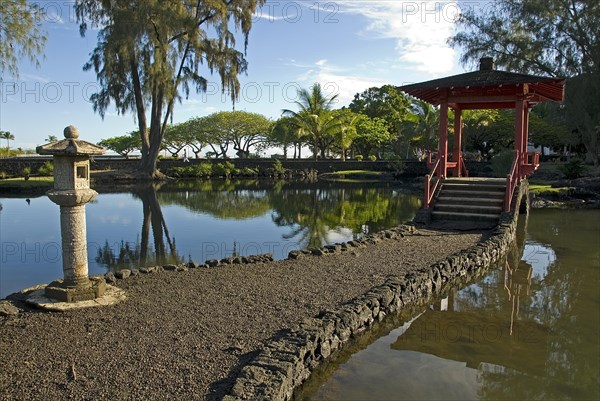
[368,154,377,161]
[273,159,286,175]
[0,171,7,179]
[37,161,54,176]
[387,156,405,174]
[214,161,238,177]
[559,159,586,179]
[239,167,259,177]
[170,163,212,178]
[355,155,363,161]
[22,167,31,180]
[491,150,516,176]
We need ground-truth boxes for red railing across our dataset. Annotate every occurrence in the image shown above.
[424,155,442,209]
[426,150,438,170]
[504,150,520,212]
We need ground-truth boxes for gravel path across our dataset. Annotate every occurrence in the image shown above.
[0,228,486,401]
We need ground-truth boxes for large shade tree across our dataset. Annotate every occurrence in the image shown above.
[0,0,46,77]
[349,84,411,156]
[99,131,142,158]
[270,116,299,159]
[450,0,600,165]
[75,0,265,178]
[203,111,271,158]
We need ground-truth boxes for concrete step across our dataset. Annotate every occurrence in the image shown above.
[437,196,504,206]
[431,211,500,222]
[434,204,503,213]
[442,182,506,191]
[441,189,506,199]
[444,178,506,184]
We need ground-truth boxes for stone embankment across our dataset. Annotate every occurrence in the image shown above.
[221,183,528,401]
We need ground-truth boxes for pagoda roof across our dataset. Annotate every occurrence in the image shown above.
[398,69,565,108]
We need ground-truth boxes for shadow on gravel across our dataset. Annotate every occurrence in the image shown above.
[207,348,262,401]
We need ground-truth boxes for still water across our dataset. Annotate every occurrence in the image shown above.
[0,180,420,298]
[296,209,600,401]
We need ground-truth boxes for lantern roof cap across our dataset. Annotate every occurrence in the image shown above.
[36,125,105,156]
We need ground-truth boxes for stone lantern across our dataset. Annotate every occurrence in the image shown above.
[36,125,106,302]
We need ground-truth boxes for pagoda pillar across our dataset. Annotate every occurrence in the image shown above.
[438,101,449,178]
[453,108,463,177]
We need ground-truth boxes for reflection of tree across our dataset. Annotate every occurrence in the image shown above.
[269,186,421,249]
[158,180,271,219]
[96,183,180,270]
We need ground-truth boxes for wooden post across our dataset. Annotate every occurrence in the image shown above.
[514,99,525,180]
[522,105,530,178]
[453,108,463,177]
[438,101,449,178]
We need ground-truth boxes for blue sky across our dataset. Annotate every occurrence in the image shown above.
[0,1,490,151]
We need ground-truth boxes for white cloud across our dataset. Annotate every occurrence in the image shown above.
[338,1,460,75]
[292,59,387,106]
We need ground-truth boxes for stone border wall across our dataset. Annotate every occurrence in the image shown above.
[0,157,496,178]
[221,181,529,401]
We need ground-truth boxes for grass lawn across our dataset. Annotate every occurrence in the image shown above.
[0,176,54,189]
[529,184,574,196]
[325,170,387,177]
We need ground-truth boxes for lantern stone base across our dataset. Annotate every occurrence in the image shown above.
[44,277,106,303]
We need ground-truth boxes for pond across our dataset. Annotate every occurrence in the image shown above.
[295,209,600,401]
[0,180,421,298]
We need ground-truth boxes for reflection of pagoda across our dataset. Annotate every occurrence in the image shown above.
[392,249,547,377]
[503,256,533,336]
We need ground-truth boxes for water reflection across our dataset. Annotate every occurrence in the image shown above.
[95,183,182,271]
[0,180,420,296]
[299,210,600,401]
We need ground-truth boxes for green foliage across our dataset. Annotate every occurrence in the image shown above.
[559,159,587,179]
[203,111,272,159]
[239,167,259,177]
[75,0,265,177]
[387,157,405,174]
[270,116,298,159]
[0,131,15,151]
[282,83,341,160]
[349,85,411,137]
[399,99,439,158]
[99,132,141,158]
[37,161,54,176]
[529,185,575,196]
[355,155,363,161]
[491,150,517,176]
[213,161,238,178]
[529,103,572,152]
[368,155,377,161]
[0,0,47,77]
[0,171,7,180]
[273,159,286,175]
[351,115,391,159]
[170,163,213,178]
[22,166,31,179]
[163,123,190,157]
[462,109,512,160]
[450,0,596,77]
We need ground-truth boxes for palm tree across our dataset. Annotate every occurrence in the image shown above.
[333,109,358,161]
[402,99,440,159]
[46,135,58,143]
[1,131,15,151]
[283,83,341,160]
